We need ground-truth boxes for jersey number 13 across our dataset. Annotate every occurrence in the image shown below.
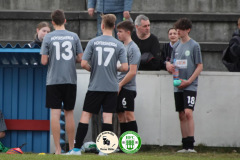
[53,41,73,60]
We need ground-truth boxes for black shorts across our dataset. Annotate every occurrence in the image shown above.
[46,84,76,111]
[83,91,118,114]
[117,88,137,113]
[174,90,197,112]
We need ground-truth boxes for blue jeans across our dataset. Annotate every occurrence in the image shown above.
[96,12,123,39]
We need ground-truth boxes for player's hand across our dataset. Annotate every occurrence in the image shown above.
[88,8,95,17]
[118,84,123,95]
[166,62,174,73]
[123,11,130,19]
[177,79,191,89]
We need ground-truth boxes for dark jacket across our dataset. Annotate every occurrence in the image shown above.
[28,35,42,48]
[230,30,240,57]
[132,31,162,70]
[160,42,173,70]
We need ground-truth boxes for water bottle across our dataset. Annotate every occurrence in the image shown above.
[173,59,180,86]
[173,59,179,80]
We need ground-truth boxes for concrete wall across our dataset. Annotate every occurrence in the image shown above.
[0,0,86,11]
[132,0,240,13]
[0,0,238,72]
[74,70,240,147]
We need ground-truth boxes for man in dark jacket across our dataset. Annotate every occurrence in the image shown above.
[132,15,162,70]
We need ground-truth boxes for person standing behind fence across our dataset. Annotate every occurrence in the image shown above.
[66,14,128,156]
[161,28,179,70]
[132,14,162,70]
[87,0,133,38]
[40,9,83,155]
[166,18,203,153]
[28,22,51,48]
[116,20,141,135]
[0,110,6,139]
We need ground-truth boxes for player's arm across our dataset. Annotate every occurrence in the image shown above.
[117,63,128,72]
[178,63,203,89]
[41,55,48,65]
[76,53,83,63]
[123,0,133,19]
[166,61,174,73]
[119,64,137,89]
[81,60,91,72]
[87,0,96,17]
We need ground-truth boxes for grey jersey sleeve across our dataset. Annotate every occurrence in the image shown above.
[40,35,50,55]
[193,43,202,64]
[75,34,83,55]
[129,46,141,65]
[82,40,93,61]
[118,45,128,63]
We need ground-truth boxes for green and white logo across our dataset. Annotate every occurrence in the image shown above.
[185,50,190,56]
[119,131,141,154]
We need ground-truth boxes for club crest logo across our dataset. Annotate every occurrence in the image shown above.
[185,50,190,56]
[96,131,118,154]
[119,131,141,154]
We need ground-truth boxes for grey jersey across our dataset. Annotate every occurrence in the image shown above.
[40,30,83,85]
[83,35,127,92]
[171,39,202,92]
[118,41,141,91]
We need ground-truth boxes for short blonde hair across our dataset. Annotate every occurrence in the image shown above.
[101,14,116,29]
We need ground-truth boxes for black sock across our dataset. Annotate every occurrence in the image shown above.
[102,123,113,132]
[182,137,188,149]
[120,123,128,135]
[127,121,138,133]
[74,122,88,149]
[187,136,195,149]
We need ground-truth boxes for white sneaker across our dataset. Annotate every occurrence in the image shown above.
[187,149,197,153]
[98,151,108,156]
[64,148,81,155]
[177,149,188,153]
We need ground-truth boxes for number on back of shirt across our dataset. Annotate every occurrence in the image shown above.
[53,41,73,60]
[96,47,114,66]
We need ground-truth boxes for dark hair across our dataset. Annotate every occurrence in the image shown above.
[174,18,192,30]
[51,9,65,25]
[101,14,116,29]
[168,28,177,33]
[117,20,134,34]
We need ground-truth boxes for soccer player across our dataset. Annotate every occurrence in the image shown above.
[40,9,83,154]
[66,14,128,155]
[116,20,141,135]
[166,18,203,153]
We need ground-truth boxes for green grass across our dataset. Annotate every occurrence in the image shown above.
[0,146,240,160]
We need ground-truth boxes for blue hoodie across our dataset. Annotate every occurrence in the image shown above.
[88,0,133,13]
